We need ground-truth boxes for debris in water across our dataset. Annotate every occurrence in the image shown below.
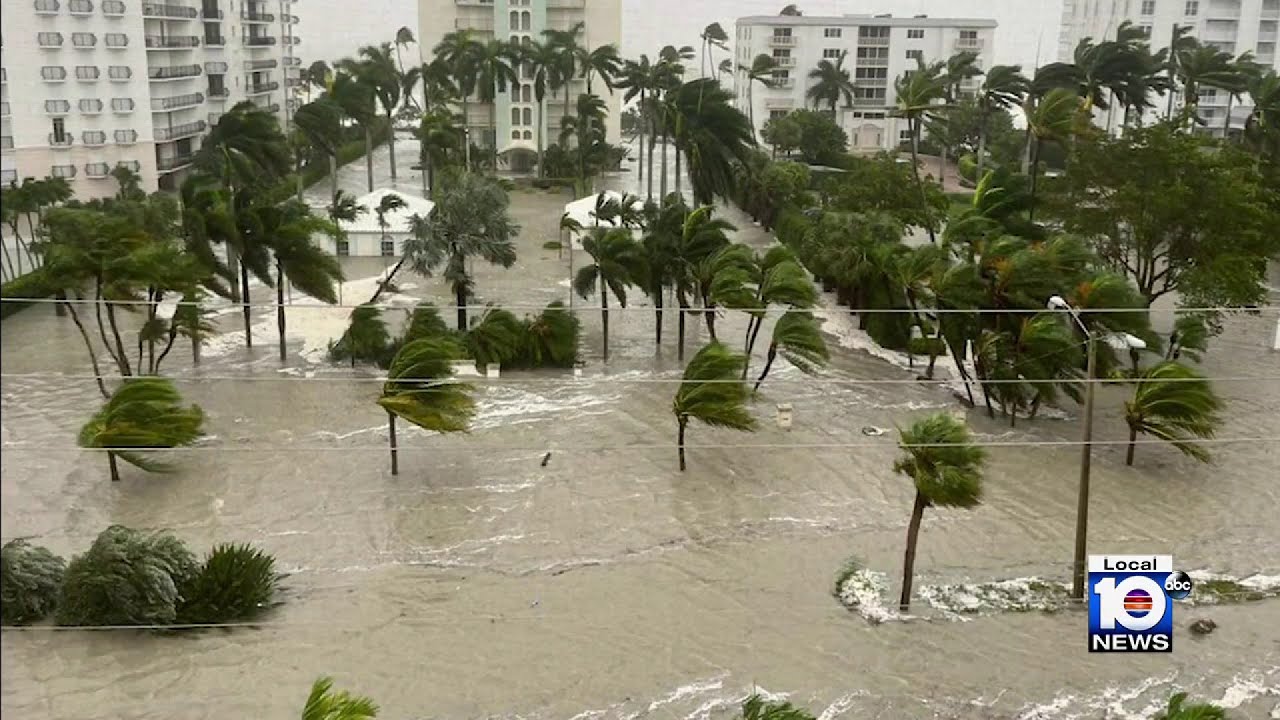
[861,426,885,437]
[1190,618,1217,635]
[541,452,552,467]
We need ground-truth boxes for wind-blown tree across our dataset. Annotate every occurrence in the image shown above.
[1244,69,1280,166]
[514,301,580,368]
[56,526,198,627]
[408,57,457,114]
[1123,362,1222,466]
[671,342,757,471]
[559,92,609,191]
[692,243,756,342]
[394,26,416,76]
[742,54,779,133]
[542,21,586,134]
[1035,37,1128,127]
[741,695,815,720]
[326,190,366,303]
[77,378,205,482]
[752,310,829,392]
[975,65,1029,175]
[1,539,66,626]
[474,38,520,171]
[403,172,519,331]
[305,60,332,99]
[699,22,729,78]
[1154,692,1227,720]
[463,306,523,372]
[330,70,380,192]
[435,30,483,169]
[579,42,622,97]
[1023,87,1078,218]
[893,60,947,243]
[417,108,463,194]
[293,97,345,202]
[894,412,986,611]
[667,79,756,205]
[524,40,565,178]
[936,51,984,177]
[254,200,343,363]
[302,677,380,720]
[1174,42,1239,127]
[806,51,855,113]
[342,44,404,180]
[574,227,643,361]
[671,204,734,359]
[331,304,391,368]
[741,247,816,378]
[377,337,476,476]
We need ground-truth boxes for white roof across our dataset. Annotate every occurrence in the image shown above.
[562,192,643,233]
[340,188,435,236]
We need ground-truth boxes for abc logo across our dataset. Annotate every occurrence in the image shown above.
[1164,571,1194,600]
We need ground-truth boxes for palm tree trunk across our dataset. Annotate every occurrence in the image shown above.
[674,137,682,197]
[908,118,937,244]
[108,452,121,482]
[329,154,339,204]
[462,96,472,169]
[899,490,927,611]
[388,411,399,475]
[65,299,111,399]
[491,100,499,173]
[659,125,669,198]
[743,314,765,380]
[704,299,717,341]
[387,113,398,180]
[1126,427,1138,466]
[677,416,688,471]
[363,126,375,192]
[976,112,988,178]
[601,281,610,362]
[1028,140,1042,224]
[276,262,287,364]
[1222,94,1233,139]
[753,343,777,392]
[240,262,253,348]
[677,291,688,362]
[637,91,646,185]
[537,99,546,178]
[653,282,664,347]
[647,115,657,200]
[104,303,133,377]
[455,284,467,332]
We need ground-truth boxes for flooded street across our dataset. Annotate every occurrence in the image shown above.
[3,138,1279,719]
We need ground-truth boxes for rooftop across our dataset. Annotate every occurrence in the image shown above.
[335,188,435,235]
[737,15,997,29]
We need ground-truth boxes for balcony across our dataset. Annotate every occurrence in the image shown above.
[286,76,302,87]
[770,78,795,90]
[956,37,985,50]
[247,81,279,95]
[1204,0,1242,18]
[1264,0,1280,18]
[245,35,277,46]
[142,2,197,18]
[34,0,60,14]
[42,66,69,82]
[204,61,228,72]
[245,58,277,70]
[858,34,891,47]
[769,34,796,47]
[2,103,11,117]
[207,87,230,99]
[546,0,585,7]
[156,153,195,172]
[204,35,227,46]
[764,97,795,110]
[854,77,888,87]
[118,160,141,172]
[46,99,72,114]
[83,130,108,145]
[857,56,889,67]
[149,63,202,80]
[201,6,221,17]
[72,32,98,48]
[51,165,78,179]
[772,56,796,68]
[1260,30,1279,42]
[86,162,111,178]
[455,17,495,31]
[102,0,126,14]
[853,96,886,107]
[69,0,94,14]
[38,33,65,48]
[115,129,138,143]
[79,98,104,113]
[155,119,206,140]
[283,56,301,66]
[152,92,204,110]
[1,68,6,83]
[105,33,129,48]
[76,66,101,81]
[241,9,274,21]
[109,65,133,80]
[50,133,76,148]
[146,35,200,48]
[111,98,135,112]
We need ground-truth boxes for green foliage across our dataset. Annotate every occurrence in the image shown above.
[510,301,580,369]
[1154,692,1228,720]
[894,413,986,508]
[1,539,66,625]
[1124,362,1223,464]
[673,343,757,432]
[330,304,393,367]
[57,526,199,627]
[823,154,948,231]
[465,307,524,372]
[0,268,61,319]
[377,337,476,434]
[403,302,450,344]
[773,207,816,248]
[761,115,804,157]
[741,694,816,720]
[302,677,380,720]
[178,543,278,624]
[769,110,848,166]
[77,378,205,475]
[770,311,830,375]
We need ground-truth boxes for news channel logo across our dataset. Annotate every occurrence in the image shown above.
[1088,555,1193,652]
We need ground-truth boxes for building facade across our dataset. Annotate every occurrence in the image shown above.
[417,0,622,168]
[734,14,997,152]
[1,0,301,197]
[1057,0,1280,131]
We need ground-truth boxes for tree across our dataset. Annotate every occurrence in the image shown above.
[780,109,847,165]
[256,200,343,363]
[1023,87,1078,218]
[475,38,520,171]
[693,243,756,341]
[574,227,642,361]
[667,79,757,205]
[294,98,345,202]
[671,205,734,359]
[463,306,523,372]
[77,378,204,482]
[525,40,565,178]
[1244,69,1280,167]
[742,694,815,720]
[543,21,585,138]
[56,526,198,626]
[302,677,379,720]
[1,539,65,626]
[893,60,947,243]
[579,43,622,96]
[1123,362,1222,466]
[1175,42,1240,127]
[741,247,816,378]
[330,70,380,192]
[1154,692,1227,720]
[394,26,416,76]
[514,301,580,368]
[342,44,403,180]
[377,337,476,475]
[435,30,482,171]
[779,4,802,15]
[893,413,985,610]
[975,65,1030,175]
[742,54,779,133]
[760,114,803,158]
[403,172,519,331]
[559,93,609,191]
[753,310,828,391]
[671,343,757,471]
[418,108,463,194]
[806,51,854,113]
[331,304,391,368]
[700,22,729,78]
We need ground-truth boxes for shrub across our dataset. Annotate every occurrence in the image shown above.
[957,154,978,185]
[57,526,199,627]
[329,304,394,368]
[0,269,62,320]
[510,301,580,369]
[178,543,278,624]
[774,207,815,248]
[1,539,66,625]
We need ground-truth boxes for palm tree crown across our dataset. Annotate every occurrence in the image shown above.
[806,51,854,112]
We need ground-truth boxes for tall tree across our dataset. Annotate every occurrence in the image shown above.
[252,199,342,363]
[742,54,779,134]
[1124,362,1222,466]
[474,38,521,172]
[579,43,622,96]
[574,227,642,361]
[975,65,1029,175]
[892,60,947,243]
[435,30,483,169]
[417,108,462,194]
[377,337,475,476]
[806,51,854,113]
[330,71,380,192]
[894,413,985,610]
[1023,87,1077,219]
[752,310,829,392]
[671,342,756,471]
[672,204,734,359]
[543,21,586,139]
[699,23,729,78]
[342,44,403,180]
[293,97,345,203]
[667,79,756,205]
[525,40,565,178]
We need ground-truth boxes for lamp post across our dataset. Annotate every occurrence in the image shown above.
[1049,295,1095,600]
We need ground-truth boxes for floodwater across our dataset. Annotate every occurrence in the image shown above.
[3,137,1279,719]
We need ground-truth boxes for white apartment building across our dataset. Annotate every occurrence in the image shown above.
[1,0,301,198]
[1058,0,1280,131]
[418,0,621,171]
[734,14,997,153]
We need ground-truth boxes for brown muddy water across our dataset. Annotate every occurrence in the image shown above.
[2,137,1279,719]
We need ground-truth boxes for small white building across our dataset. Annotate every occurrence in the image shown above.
[326,188,435,258]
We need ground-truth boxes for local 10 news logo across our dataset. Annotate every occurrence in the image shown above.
[1088,555,1193,652]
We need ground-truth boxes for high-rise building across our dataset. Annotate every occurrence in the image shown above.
[1,0,301,196]
[417,0,622,171]
[1057,0,1280,131]
[734,14,997,153]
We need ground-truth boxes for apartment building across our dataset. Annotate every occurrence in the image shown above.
[734,14,997,152]
[418,0,622,170]
[1058,0,1280,131]
[1,0,301,197]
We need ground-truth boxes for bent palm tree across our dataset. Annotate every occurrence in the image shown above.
[574,227,642,361]
[753,311,829,392]
[743,54,779,133]
[893,60,947,243]
[672,342,757,471]
[377,337,476,476]
[302,676,379,720]
[976,65,1029,175]
[894,412,985,610]
[78,378,205,482]
[261,201,343,363]
[464,306,523,372]
[1123,362,1222,466]
[742,250,815,378]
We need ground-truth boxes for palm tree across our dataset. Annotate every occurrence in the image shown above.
[1244,69,1280,163]
[417,108,462,195]
[394,26,416,77]
[1035,37,1128,124]
[334,304,390,368]
[521,301,581,367]
[671,342,757,471]
[342,44,403,180]
[1123,362,1222,466]
[330,70,380,192]
[975,65,1029,175]
[1221,52,1259,138]
[579,43,622,96]
[326,189,367,282]
[255,200,342,363]
[304,60,332,100]
[434,30,483,169]
[77,378,205,482]
[574,227,642,361]
[525,40,564,177]
[302,677,379,720]
[1163,24,1197,117]
[893,60,947,243]
[806,51,854,113]
[543,22,586,136]
[667,79,756,205]
[617,56,655,189]
[1175,42,1238,126]
[893,412,986,611]
[700,22,729,78]
[752,310,828,392]
[293,97,345,203]
[403,172,519,331]
[1024,87,1078,220]
[463,306,523,372]
[1154,692,1227,720]
[475,38,520,171]
[559,92,608,191]
[672,205,734,359]
[741,695,815,720]
[741,248,816,379]
[743,54,779,135]
[377,337,476,475]
[693,243,755,341]
[937,51,985,178]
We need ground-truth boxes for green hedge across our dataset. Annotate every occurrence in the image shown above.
[299,120,392,192]
[774,206,815,248]
[1,268,60,319]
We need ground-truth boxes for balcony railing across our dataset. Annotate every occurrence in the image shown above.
[764,98,794,110]
[76,66,101,80]
[248,81,279,94]
[1264,0,1280,18]
[245,36,277,46]
[956,37,985,50]
[115,129,138,143]
[109,65,133,80]
[69,0,94,14]
[83,130,108,145]
[111,98,135,112]
[155,119,206,140]
[207,87,230,99]
[105,34,130,47]
[118,160,141,172]
[856,56,889,67]
[283,56,301,66]
[772,57,796,68]
[149,63,202,79]
[50,133,75,148]
[51,165,78,179]
[34,0,60,14]
[38,33,65,48]
[769,34,796,47]
[201,5,221,17]
[205,35,227,46]
[46,100,72,114]
[547,0,585,7]
[770,78,795,89]
[72,32,98,47]
[204,61,228,72]
[1260,30,1279,42]
[146,35,200,48]
[241,9,274,21]
[245,59,277,69]
[102,0,125,14]
[854,77,888,87]
[80,98,104,113]
[86,162,111,178]
[455,17,495,31]
[857,35,891,46]
[42,66,69,82]
[853,96,886,106]
[152,92,204,110]
[142,2,197,18]
[157,153,195,172]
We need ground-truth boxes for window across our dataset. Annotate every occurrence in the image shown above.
[907,29,925,39]
[864,112,886,119]
[114,129,138,143]
[521,85,531,102]
[771,70,790,81]
[1184,0,1198,14]
[1141,0,1156,14]
[52,117,68,143]
[72,32,97,47]
[824,28,842,38]
[899,129,913,142]
[823,48,841,58]
[109,66,132,80]
[69,0,93,12]
[117,160,140,172]
[522,108,532,125]
[86,163,111,178]
[511,130,520,140]
[380,238,395,257]
[769,110,788,120]
[523,130,532,140]
[208,74,227,95]
[336,240,350,256]
[104,33,128,47]
[46,99,72,114]
[509,10,518,29]
[38,32,65,47]
[773,28,792,37]
[79,98,103,113]
[111,97,134,112]
[52,165,78,179]
[521,11,530,31]
[83,130,107,145]
[1139,24,1153,36]
[42,66,68,81]
[76,65,100,80]
[772,49,790,58]
[858,27,890,39]
[906,49,923,60]
[960,30,978,39]
[511,107,521,125]
[855,68,887,80]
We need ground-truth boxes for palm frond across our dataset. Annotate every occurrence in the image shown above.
[673,343,757,431]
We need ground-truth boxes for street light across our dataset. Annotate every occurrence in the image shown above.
[1048,295,1095,600]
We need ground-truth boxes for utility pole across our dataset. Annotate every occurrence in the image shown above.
[1072,332,1097,599]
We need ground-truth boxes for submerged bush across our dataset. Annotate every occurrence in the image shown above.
[1,539,67,625]
[509,301,580,369]
[179,543,279,624]
[57,525,199,627]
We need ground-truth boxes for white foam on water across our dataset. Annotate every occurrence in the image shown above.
[917,577,1071,618]
[1216,669,1280,709]
[470,384,620,431]
[818,691,871,720]
[645,674,729,714]
[834,568,902,625]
